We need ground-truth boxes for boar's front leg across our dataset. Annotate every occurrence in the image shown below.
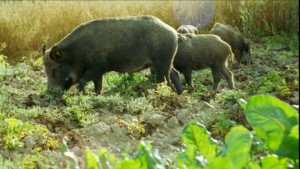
[181,68,193,87]
[78,68,105,94]
[170,68,183,95]
[93,75,103,94]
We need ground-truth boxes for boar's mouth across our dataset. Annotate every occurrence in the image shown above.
[64,79,73,90]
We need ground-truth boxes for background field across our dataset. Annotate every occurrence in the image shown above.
[0,0,299,62]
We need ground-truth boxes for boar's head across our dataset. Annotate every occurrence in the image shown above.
[240,42,251,64]
[42,45,78,91]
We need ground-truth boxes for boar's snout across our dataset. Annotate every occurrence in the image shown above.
[240,51,251,65]
[47,77,73,92]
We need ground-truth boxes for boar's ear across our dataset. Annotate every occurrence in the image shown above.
[50,46,63,61]
[178,33,185,42]
[41,45,47,55]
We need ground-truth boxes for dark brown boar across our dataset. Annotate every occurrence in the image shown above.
[209,23,250,65]
[42,15,183,95]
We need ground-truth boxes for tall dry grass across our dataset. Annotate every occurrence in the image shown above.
[0,1,176,62]
[220,0,299,37]
[0,0,298,62]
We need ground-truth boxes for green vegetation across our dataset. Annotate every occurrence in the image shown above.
[60,95,299,169]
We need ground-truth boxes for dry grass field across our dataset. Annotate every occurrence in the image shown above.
[0,0,299,62]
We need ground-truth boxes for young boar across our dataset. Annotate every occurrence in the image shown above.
[42,15,183,95]
[174,34,235,91]
[209,23,250,65]
[177,25,198,34]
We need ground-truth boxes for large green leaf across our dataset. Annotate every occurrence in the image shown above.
[245,95,299,159]
[134,142,164,169]
[61,139,70,155]
[181,121,219,161]
[174,145,203,169]
[206,126,252,169]
[64,152,80,169]
[86,148,100,169]
[275,125,299,159]
[261,155,289,169]
[96,148,117,169]
[113,160,141,169]
[61,140,79,169]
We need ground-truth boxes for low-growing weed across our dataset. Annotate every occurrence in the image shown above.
[257,70,290,98]
[211,115,236,137]
[0,118,59,150]
[105,71,154,97]
[63,94,97,127]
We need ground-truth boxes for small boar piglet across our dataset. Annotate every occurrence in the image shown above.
[174,33,235,91]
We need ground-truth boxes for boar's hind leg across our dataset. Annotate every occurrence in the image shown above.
[181,68,193,87]
[154,63,170,83]
[221,66,235,89]
[211,66,221,91]
[170,68,183,95]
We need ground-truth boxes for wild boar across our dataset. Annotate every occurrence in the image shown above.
[174,33,235,91]
[177,25,198,34]
[209,23,250,65]
[42,15,183,95]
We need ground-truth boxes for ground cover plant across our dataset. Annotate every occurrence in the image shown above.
[0,1,299,168]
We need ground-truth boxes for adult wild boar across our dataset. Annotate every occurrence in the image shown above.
[209,23,250,65]
[174,33,235,91]
[177,25,198,34]
[42,15,183,95]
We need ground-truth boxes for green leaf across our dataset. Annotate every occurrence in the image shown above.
[181,121,219,161]
[245,95,299,159]
[238,98,247,110]
[261,155,289,169]
[248,162,261,169]
[134,142,164,169]
[113,160,141,169]
[174,145,203,169]
[64,151,80,169]
[276,125,299,159]
[85,148,100,169]
[61,140,70,155]
[206,126,252,169]
[96,148,117,169]
[61,140,79,169]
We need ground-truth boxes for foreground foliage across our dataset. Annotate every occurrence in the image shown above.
[61,95,299,169]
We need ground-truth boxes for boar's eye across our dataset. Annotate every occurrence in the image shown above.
[65,77,71,82]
